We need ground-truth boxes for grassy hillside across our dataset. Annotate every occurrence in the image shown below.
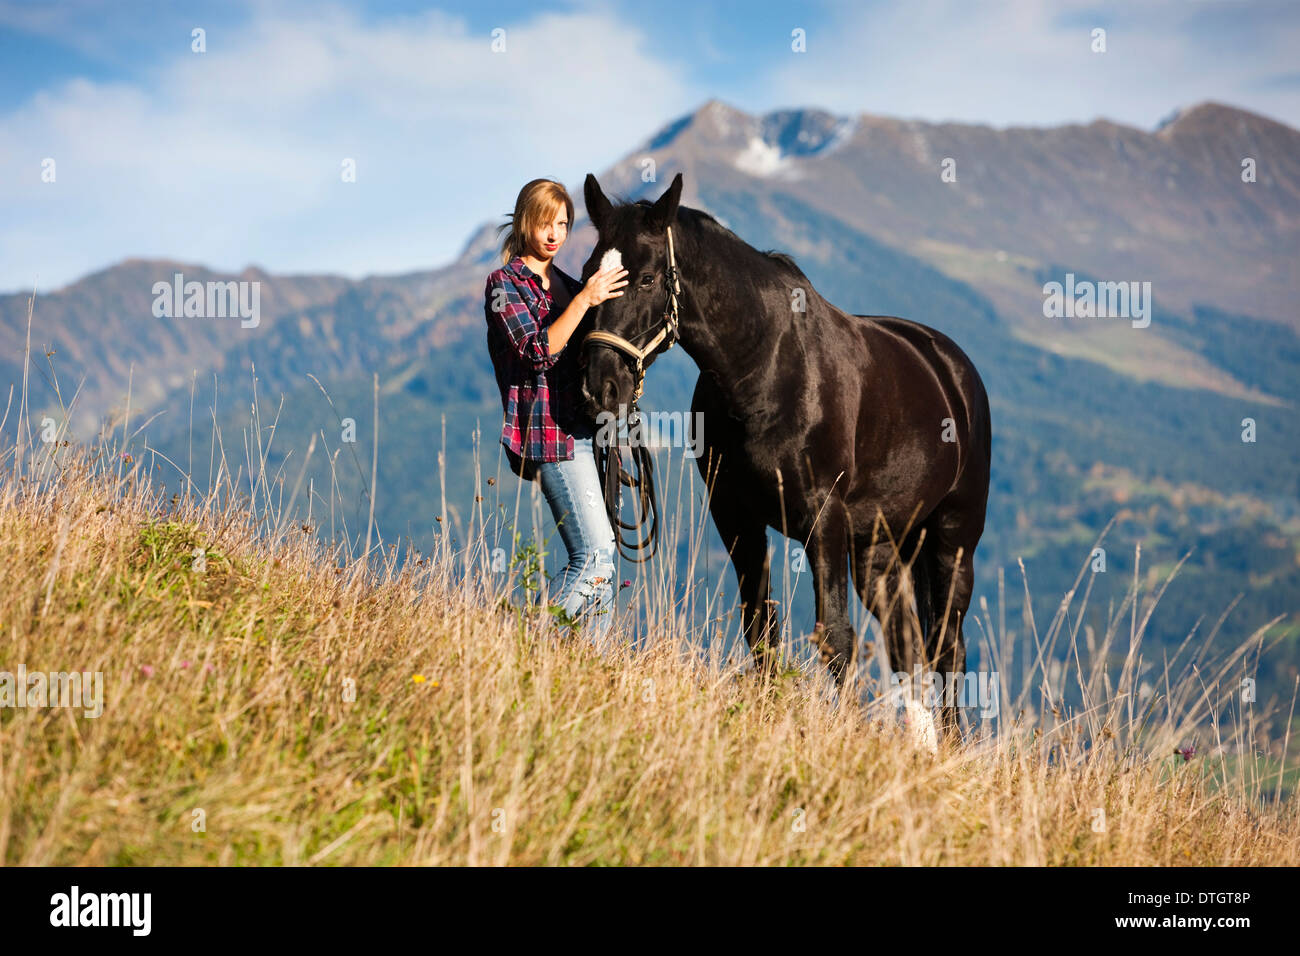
[131,190,1300,706]
[1,435,1297,866]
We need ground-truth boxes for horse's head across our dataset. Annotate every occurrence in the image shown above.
[580,172,684,417]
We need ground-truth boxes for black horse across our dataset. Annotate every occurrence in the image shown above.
[579,173,991,738]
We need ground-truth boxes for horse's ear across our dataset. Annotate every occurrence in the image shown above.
[584,174,613,234]
[647,173,683,232]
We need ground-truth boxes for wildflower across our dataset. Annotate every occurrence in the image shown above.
[140,665,154,677]
[179,660,191,669]
[204,663,214,674]
[1175,746,1196,761]
[122,453,133,464]
[621,579,632,590]
[412,674,426,683]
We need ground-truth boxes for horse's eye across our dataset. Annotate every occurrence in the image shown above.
[639,274,655,288]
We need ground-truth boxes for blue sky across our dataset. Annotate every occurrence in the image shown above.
[2,0,1298,292]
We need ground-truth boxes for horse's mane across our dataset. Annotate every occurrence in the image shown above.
[762,250,807,279]
[613,197,809,281]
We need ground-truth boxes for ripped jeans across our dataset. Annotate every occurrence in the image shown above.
[536,435,617,640]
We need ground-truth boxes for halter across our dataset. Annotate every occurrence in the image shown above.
[581,225,683,562]
[582,225,682,405]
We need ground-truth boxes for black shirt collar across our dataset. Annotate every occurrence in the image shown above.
[508,255,576,292]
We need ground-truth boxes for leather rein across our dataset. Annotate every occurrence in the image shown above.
[581,226,683,562]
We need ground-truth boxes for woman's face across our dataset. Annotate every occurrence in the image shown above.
[529,206,569,260]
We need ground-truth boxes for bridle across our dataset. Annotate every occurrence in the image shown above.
[582,225,682,404]
[581,225,683,563]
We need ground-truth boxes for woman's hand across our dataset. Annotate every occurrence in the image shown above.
[581,264,628,308]
[544,264,628,355]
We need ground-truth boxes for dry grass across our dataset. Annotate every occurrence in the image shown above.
[0,432,1295,866]
[0,296,1296,866]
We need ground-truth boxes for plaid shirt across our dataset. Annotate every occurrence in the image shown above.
[484,256,592,476]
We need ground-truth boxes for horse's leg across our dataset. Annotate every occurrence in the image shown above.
[922,507,979,742]
[853,531,939,751]
[707,486,780,675]
[852,533,926,685]
[806,498,856,687]
[692,378,780,675]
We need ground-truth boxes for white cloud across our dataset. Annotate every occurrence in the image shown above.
[0,2,695,291]
[763,0,1300,130]
[5,0,1297,293]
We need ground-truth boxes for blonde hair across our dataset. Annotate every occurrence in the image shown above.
[497,179,575,265]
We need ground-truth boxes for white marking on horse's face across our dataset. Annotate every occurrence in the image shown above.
[599,247,622,274]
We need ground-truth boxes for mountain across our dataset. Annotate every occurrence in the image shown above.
[3,99,1298,699]
[10,98,1297,431]
[597,99,1300,396]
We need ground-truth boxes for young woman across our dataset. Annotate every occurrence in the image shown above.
[483,178,628,638]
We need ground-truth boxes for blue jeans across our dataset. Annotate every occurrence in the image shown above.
[536,435,617,640]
